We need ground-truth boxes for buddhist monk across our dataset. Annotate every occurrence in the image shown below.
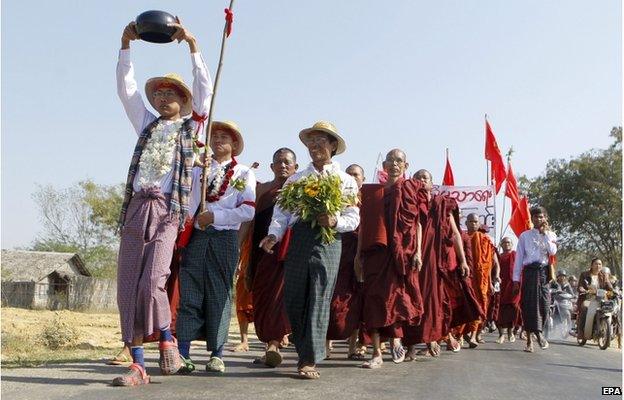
[496,237,521,343]
[358,149,425,369]
[249,148,298,367]
[402,169,470,358]
[326,164,366,360]
[463,213,500,347]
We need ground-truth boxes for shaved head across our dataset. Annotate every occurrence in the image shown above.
[413,169,432,181]
[466,213,480,233]
[382,149,408,182]
[413,169,433,191]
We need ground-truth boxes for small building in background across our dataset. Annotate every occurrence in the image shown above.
[1,250,91,309]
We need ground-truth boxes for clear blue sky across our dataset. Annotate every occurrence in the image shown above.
[1,1,621,248]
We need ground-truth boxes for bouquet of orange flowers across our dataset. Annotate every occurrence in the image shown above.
[276,173,357,244]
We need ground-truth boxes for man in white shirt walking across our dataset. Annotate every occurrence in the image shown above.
[260,121,360,379]
[175,121,256,374]
[512,206,557,353]
[114,20,212,386]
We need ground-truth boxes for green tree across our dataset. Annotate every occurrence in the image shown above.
[32,180,124,278]
[520,127,622,278]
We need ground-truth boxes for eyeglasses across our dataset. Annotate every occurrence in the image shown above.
[384,158,405,165]
[153,90,179,99]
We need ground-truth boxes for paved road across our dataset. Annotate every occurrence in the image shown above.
[2,333,621,400]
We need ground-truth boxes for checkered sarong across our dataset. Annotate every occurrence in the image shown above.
[176,227,239,351]
[117,188,178,342]
[521,262,551,333]
[284,222,342,364]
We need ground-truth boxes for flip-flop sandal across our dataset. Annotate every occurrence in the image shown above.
[496,336,506,344]
[509,334,516,343]
[264,350,283,368]
[361,357,383,369]
[427,342,441,357]
[391,345,406,363]
[298,366,320,379]
[230,343,250,352]
[106,352,131,366]
[447,341,461,353]
[347,353,366,361]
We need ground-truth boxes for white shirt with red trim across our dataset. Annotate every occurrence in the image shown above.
[188,158,256,231]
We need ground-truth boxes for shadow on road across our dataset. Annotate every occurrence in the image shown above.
[546,363,622,373]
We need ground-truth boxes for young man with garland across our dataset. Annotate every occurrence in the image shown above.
[113,20,212,386]
[175,121,256,373]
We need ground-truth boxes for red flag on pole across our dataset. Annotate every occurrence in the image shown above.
[505,161,520,210]
[509,196,531,236]
[442,149,455,186]
[485,119,507,193]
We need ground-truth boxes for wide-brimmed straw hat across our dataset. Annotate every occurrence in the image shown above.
[299,121,346,155]
[145,73,192,116]
[210,120,244,156]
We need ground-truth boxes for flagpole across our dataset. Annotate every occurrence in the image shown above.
[201,0,236,212]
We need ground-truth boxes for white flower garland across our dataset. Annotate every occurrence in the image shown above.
[138,120,182,188]
[207,163,227,197]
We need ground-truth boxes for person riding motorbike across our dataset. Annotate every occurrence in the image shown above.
[576,258,614,341]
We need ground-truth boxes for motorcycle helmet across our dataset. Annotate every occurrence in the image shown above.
[556,269,568,277]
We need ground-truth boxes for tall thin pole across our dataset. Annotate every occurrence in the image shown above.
[201,0,236,212]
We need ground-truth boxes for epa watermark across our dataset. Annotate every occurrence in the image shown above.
[602,387,622,396]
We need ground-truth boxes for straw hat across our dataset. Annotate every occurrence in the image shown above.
[299,121,346,155]
[210,120,244,156]
[144,73,192,116]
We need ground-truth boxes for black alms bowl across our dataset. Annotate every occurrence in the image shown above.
[135,10,177,43]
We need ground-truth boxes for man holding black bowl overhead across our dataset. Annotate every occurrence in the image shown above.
[113,16,212,386]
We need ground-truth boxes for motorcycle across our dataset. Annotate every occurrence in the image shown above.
[577,289,619,350]
[544,288,574,340]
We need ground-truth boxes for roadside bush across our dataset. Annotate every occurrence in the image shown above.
[40,316,79,349]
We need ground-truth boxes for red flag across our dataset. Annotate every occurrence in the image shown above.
[442,152,455,186]
[505,161,519,210]
[485,119,507,193]
[509,196,532,236]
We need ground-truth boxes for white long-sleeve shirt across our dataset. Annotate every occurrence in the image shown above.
[513,228,558,282]
[267,161,360,241]
[116,49,213,193]
[188,159,256,231]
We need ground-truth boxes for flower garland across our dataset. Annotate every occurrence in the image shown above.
[206,157,238,202]
[138,120,182,188]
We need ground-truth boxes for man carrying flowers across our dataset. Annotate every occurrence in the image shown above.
[175,121,256,374]
[113,20,212,386]
[260,121,360,379]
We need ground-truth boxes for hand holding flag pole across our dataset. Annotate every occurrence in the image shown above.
[201,0,236,212]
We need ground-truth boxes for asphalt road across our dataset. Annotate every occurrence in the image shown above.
[2,333,622,400]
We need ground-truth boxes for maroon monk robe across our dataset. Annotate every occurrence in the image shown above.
[327,230,363,340]
[360,179,425,338]
[251,186,292,343]
[497,251,521,328]
[403,195,456,345]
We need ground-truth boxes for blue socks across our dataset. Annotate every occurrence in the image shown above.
[178,341,191,359]
[131,346,145,368]
[160,329,173,342]
[211,344,224,359]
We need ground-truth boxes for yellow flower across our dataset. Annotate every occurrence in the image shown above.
[304,182,320,197]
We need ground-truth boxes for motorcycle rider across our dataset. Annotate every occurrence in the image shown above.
[552,270,574,296]
[576,258,614,341]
